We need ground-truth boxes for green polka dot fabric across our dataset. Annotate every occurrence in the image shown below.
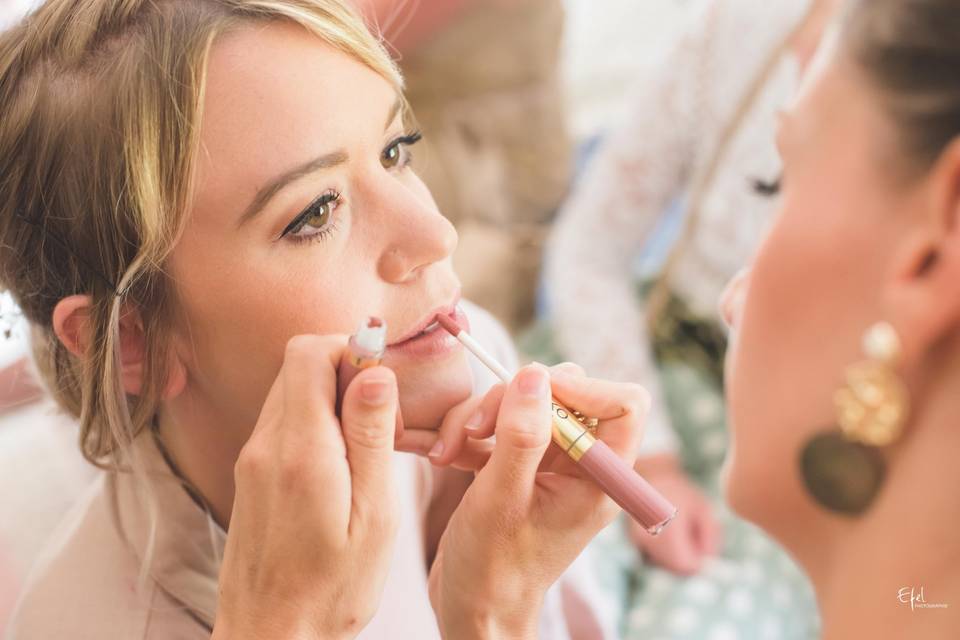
[519,324,820,639]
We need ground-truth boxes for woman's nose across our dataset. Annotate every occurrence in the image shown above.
[377,193,458,283]
[720,268,750,329]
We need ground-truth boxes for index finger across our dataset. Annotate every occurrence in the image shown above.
[549,373,651,422]
[549,373,650,458]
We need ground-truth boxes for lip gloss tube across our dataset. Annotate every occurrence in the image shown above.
[435,313,677,535]
[336,317,403,440]
[549,400,677,534]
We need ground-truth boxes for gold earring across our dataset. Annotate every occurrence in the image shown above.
[835,322,909,447]
[799,322,909,516]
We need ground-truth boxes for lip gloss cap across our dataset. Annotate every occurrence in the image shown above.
[353,317,386,354]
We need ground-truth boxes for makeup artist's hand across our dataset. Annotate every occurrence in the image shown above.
[212,335,401,640]
[427,363,649,640]
[394,362,581,470]
[393,380,502,466]
[628,454,722,575]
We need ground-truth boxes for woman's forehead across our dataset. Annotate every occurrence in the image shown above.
[192,21,397,219]
[204,21,394,147]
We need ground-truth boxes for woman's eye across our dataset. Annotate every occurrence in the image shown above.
[282,191,340,240]
[381,143,402,169]
[381,131,422,170]
[295,203,331,234]
[752,174,782,197]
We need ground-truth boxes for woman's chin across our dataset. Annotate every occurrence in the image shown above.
[395,353,473,430]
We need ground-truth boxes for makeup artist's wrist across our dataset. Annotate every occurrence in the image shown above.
[436,593,543,640]
[211,602,332,640]
[211,617,313,640]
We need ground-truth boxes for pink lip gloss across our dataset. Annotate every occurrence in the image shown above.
[435,313,677,535]
[336,317,403,441]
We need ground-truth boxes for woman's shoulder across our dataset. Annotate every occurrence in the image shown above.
[9,476,142,637]
[7,475,205,640]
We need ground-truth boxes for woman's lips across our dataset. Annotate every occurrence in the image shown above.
[720,268,750,330]
[386,305,470,359]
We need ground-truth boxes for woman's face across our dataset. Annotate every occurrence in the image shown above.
[166,22,472,438]
[722,41,925,543]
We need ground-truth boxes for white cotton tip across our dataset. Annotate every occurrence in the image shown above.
[354,317,387,354]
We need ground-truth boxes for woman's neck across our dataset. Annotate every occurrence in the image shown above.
[157,397,247,529]
[816,534,959,639]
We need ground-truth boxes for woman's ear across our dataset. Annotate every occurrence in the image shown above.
[118,305,188,399]
[52,295,93,359]
[52,295,187,399]
[884,138,960,368]
[117,305,147,396]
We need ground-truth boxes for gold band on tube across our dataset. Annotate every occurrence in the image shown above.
[346,353,383,369]
[550,401,597,462]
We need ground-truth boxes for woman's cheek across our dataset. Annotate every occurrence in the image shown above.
[723,221,800,472]
[727,232,782,401]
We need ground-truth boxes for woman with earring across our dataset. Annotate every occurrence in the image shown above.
[542,0,839,637]
[722,0,960,636]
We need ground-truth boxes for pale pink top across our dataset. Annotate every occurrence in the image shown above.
[7,301,609,639]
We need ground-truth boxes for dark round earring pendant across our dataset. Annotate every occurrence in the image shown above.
[799,431,886,516]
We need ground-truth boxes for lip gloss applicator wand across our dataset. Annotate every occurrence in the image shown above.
[435,314,678,535]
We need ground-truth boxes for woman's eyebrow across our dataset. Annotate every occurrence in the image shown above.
[237,97,401,228]
[237,149,348,227]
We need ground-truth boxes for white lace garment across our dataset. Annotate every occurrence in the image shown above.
[546,0,811,454]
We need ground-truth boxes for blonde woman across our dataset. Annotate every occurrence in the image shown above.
[0,1,649,638]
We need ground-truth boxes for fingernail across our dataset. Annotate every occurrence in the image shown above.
[360,379,390,406]
[517,366,548,397]
[464,408,484,433]
[428,440,445,458]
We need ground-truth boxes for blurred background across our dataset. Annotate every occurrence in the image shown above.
[563,0,692,141]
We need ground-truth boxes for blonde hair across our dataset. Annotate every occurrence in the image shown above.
[0,0,402,469]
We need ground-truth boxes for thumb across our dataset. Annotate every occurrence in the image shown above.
[476,364,552,505]
[339,365,399,517]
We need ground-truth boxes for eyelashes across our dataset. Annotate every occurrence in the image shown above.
[279,130,423,245]
[279,190,341,243]
[752,174,782,197]
[381,130,422,170]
